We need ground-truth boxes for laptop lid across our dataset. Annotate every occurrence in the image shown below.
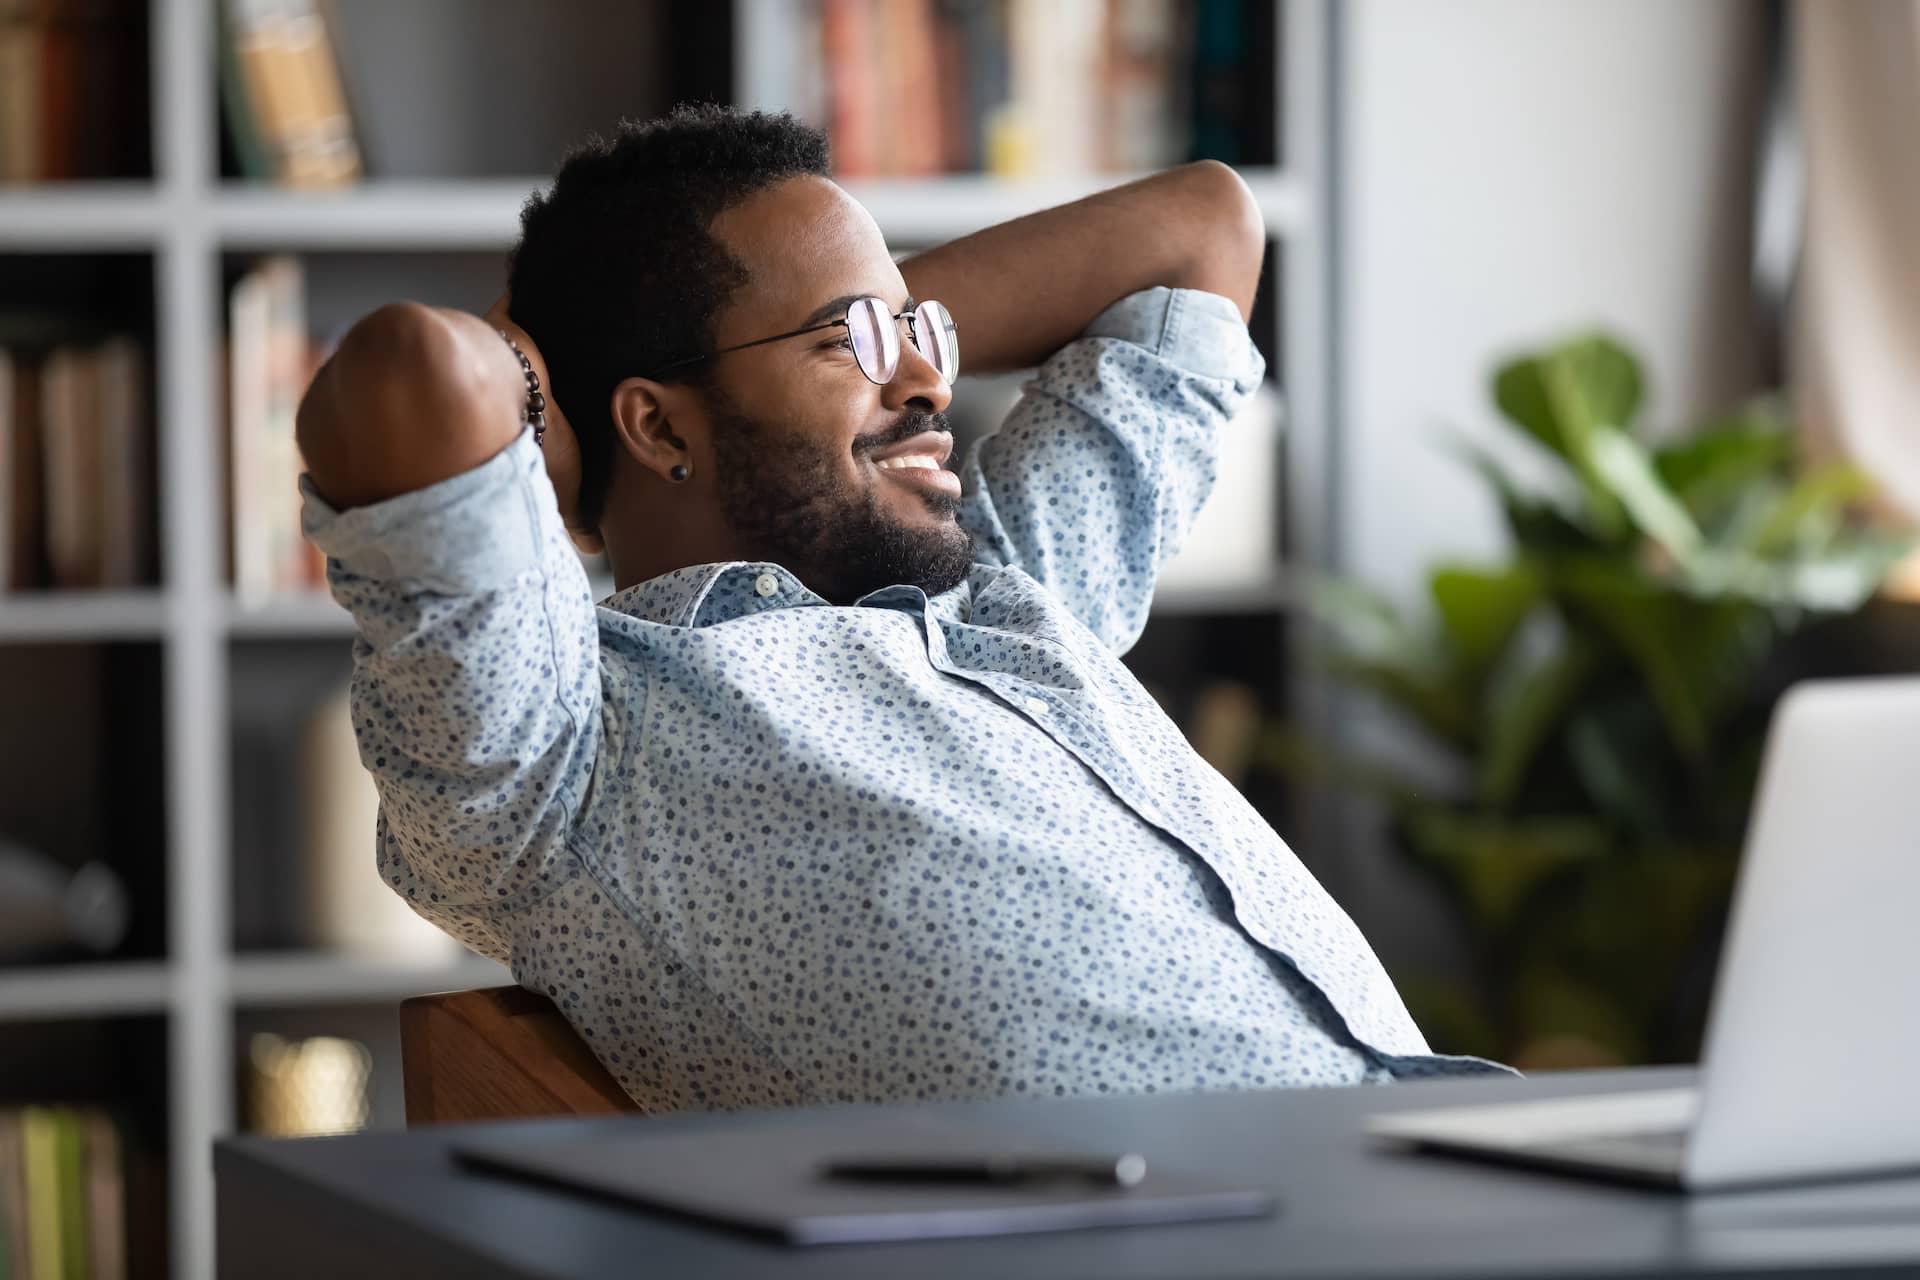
[1687,677,1920,1189]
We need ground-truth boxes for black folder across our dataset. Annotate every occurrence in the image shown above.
[452,1110,1276,1246]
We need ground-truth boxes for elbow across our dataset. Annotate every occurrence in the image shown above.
[297,301,514,509]
[1173,160,1266,322]
[297,303,439,453]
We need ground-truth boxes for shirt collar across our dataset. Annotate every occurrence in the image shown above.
[605,562,825,628]
[604,562,971,628]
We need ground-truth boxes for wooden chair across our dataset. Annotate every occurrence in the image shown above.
[399,985,643,1126]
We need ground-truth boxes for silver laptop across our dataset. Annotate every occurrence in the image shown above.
[1368,677,1920,1191]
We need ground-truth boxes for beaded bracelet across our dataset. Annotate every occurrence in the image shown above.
[496,328,548,446]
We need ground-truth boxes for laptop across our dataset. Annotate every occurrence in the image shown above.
[1368,677,1920,1192]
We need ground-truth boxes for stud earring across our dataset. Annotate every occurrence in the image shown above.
[669,464,690,483]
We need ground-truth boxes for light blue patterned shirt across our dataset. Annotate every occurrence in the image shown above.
[303,287,1506,1111]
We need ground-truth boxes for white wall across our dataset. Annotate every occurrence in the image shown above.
[1329,0,1767,968]
[1338,0,1765,603]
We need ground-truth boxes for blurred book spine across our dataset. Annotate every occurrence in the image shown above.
[0,1106,126,1280]
[0,334,151,593]
[1186,0,1255,164]
[794,0,1218,177]
[0,0,146,185]
[228,255,324,601]
[220,0,361,187]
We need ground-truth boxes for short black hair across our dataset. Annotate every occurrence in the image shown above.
[508,104,831,527]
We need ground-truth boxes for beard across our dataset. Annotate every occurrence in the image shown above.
[708,398,975,605]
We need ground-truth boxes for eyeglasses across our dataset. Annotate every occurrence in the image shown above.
[645,296,958,386]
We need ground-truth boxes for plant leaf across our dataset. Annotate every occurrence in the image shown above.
[1564,703,1668,833]
[1430,560,1544,677]
[1252,725,1438,811]
[1494,335,1644,456]
[1682,538,1913,612]
[1510,968,1642,1068]
[1477,629,1602,810]
[1653,412,1794,523]
[1585,425,1703,561]
[1748,463,1876,557]
[1552,559,1770,759]
[1401,809,1611,935]
[1449,440,1597,553]
[1324,655,1479,752]
[1303,575,1421,663]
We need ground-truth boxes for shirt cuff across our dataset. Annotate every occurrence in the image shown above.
[1083,286,1264,391]
[299,429,551,592]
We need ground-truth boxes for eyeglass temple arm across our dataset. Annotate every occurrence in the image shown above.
[645,308,918,377]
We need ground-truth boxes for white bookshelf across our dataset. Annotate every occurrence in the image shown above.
[227,951,510,1007]
[0,961,175,1020]
[0,184,166,247]
[0,3,1335,1275]
[0,591,172,640]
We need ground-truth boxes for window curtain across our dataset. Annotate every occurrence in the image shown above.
[1791,0,1920,594]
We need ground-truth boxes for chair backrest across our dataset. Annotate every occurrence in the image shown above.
[399,985,643,1126]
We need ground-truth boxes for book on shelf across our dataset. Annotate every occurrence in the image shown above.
[0,0,148,184]
[0,334,152,594]
[0,1105,126,1280]
[228,254,325,602]
[219,0,361,187]
[773,0,1244,179]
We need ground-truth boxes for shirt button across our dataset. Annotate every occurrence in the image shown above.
[753,573,779,598]
[1022,695,1051,716]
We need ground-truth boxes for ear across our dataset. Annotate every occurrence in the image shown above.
[609,376,697,483]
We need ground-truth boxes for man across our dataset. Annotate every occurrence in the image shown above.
[297,105,1505,1113]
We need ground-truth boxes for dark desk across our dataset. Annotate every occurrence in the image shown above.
[215,1066,1920,1279]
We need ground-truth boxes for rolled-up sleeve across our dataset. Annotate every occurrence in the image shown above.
[957,286,1266,653]
[301,430,602,954]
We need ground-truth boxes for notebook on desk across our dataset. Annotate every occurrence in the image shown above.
[451,1110,1276,1245]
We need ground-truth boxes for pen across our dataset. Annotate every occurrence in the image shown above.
[821,1152,1149,1188]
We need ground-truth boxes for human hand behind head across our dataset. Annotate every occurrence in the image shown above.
[483,296,605,555]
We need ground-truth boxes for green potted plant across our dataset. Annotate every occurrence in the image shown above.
[1265,334,1912,1069]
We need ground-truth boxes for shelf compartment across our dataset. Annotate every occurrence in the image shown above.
[0,642,168,964]
[0,1014,172,1278]
[231,1001,416,1136]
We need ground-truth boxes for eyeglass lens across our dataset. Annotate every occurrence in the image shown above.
[914,299,958,382]
[847,296,900,385]
[846,297,959,386]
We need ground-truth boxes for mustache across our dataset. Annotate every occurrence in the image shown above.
[852,408,951,455]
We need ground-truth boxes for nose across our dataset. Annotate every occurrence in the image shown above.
[880,326,952,416]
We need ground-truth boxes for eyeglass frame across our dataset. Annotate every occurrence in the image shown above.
[641,296,955,385]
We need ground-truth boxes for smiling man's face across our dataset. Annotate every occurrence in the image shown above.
[686,175,973,603]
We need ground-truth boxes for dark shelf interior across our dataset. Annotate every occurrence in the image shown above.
[0,1015,171,1280]
[0,642,167,966]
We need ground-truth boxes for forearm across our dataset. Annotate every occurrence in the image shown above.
[897,161,1265,376]
[297,302,525,511]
